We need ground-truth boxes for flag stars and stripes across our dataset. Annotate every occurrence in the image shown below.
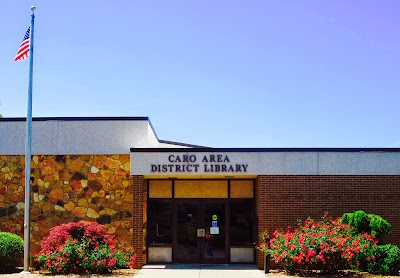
[14,27,30,61]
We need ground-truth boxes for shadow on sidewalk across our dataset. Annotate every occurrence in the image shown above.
[143,264,259,270]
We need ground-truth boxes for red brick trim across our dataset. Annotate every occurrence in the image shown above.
[132,175,144,268]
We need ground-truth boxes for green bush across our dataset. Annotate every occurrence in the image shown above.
[342,210,370,233]
[341,210,391,241]
[361,244,400,276]
[369,214,392,238]
[0,232,24,273]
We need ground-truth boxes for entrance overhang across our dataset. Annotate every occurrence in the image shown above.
[142,174,257,179]
[130,147,400,176]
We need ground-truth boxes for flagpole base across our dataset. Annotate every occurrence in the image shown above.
[20,271,31,274]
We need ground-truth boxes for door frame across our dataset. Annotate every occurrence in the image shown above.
[172,199,230,264]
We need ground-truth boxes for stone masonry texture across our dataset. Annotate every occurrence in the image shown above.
[0,154,135,262]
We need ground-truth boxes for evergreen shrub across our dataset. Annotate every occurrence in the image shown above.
[0,232,24,273]
[341,210,391,241]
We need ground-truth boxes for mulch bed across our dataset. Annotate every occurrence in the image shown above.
[266,269,399,278]
[0,268,138,277]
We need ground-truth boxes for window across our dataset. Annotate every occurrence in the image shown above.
[230,199,254,245]
[147,200,172,244]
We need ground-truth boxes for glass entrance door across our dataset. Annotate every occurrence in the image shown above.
[173,200,228,263]
[202,202,226,263]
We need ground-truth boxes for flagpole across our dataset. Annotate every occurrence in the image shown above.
[22,5,36,274]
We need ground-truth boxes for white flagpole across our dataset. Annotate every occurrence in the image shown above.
[21,5,36,274]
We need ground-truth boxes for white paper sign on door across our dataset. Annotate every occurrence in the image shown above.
[210,227,219,235]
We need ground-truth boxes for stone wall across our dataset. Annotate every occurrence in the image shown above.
[0,154,134,255]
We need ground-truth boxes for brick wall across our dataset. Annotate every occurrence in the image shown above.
[132,175,144,268]
[256,175,400,269]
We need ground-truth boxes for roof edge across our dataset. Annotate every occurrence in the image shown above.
[0,116,150,122]
[130,147,400,153]
[158,139,209,148]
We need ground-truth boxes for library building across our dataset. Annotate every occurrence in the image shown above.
[1,117,400,269]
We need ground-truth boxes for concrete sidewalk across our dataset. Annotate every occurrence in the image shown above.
[136,264,266,278]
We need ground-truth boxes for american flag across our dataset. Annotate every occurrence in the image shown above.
[14,27,30,61]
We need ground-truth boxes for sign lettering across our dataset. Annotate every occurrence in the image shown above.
[150,154,248,173]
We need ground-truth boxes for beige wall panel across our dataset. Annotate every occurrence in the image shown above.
[175,180,228,198]
[230,247,254,263]
[230,180,254,198]
[149,180,172,198]
[148,247,172,263]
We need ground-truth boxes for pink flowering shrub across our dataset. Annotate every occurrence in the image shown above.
[40,221,113,251]
[32,221,136,274]
[265,214,377,274]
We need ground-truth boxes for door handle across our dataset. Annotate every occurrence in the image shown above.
[156,224,164,236]
[197,228,205,237]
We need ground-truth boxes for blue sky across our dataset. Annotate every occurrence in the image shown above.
[1,1,399,148]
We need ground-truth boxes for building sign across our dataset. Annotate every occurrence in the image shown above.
[130,152,259,176]
[149,154,248,173]
[131,152,249,175]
